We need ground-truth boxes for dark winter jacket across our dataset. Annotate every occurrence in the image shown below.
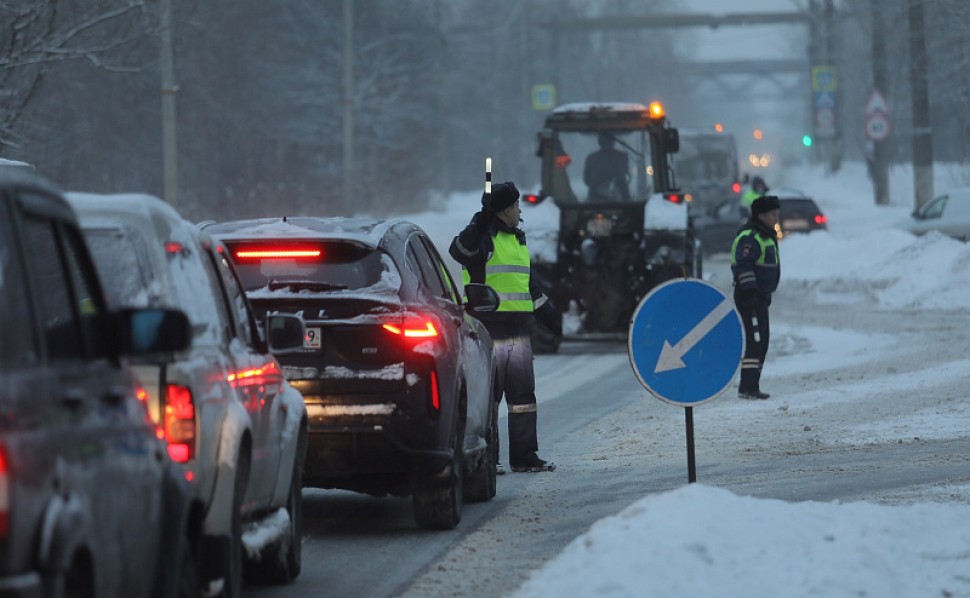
[730,218,780,295]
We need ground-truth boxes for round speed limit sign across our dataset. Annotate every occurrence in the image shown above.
[865,113,891,141]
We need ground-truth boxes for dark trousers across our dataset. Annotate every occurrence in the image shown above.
[734,290,771,392]
[485,319,539,464]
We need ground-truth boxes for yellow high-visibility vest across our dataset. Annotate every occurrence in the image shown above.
[462,231,533,312]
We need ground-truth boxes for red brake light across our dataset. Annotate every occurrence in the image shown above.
[663,193,684,204]
[815,214,828,225]
[227,361,283,388]
[234,247,322,259]
[165,242,184,254]
[164,385,196,463]
[732,182,742,194]
[383,316,439,339]
[523,193,541,205]
[0,445,8,538]
[228,361,284,412]
[430,370,441,412]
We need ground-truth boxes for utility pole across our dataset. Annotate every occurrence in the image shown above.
[869,0,890,205]
[908,0,933,212]
[823,0,841,172]
[342,0,355,211]
[160,0,179,207]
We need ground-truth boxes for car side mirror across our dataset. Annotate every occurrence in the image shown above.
[265,313,306,354]
[116,308,192,355]
[663,128,680,153]
[464,283,501,313]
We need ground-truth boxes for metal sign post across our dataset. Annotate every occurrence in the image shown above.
[628,279,744,483]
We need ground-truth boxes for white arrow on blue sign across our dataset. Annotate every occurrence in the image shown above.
[628,279,744,406]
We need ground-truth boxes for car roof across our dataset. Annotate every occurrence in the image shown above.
[66,192,183,227]
[201,217,420,249]
[65,192,215,260]
[772,187,809,199]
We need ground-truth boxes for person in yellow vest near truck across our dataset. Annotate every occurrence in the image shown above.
[740,175,769,218]
[731,194,781,400]
[450,181,558,473]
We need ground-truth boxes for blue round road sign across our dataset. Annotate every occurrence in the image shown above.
[628,279,744,406]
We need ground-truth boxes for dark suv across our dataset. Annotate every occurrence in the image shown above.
[203,217,500,530]
[0,171,197,597]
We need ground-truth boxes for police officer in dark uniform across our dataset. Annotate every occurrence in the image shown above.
[731,194,781,400]
[449,182,558,472]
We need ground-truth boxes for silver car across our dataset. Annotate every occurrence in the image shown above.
[67,193,308,597]
[896,187,970,241]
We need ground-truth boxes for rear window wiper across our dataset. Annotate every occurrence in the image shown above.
[268,279,348,292]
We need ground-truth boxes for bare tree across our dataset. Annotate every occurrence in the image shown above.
[0,1,157,151]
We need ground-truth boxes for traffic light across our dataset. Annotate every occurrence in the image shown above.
[802,134,813,147]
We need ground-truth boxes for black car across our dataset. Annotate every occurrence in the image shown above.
[776,193,828,239]
[0,171,197,597]
[203,217,499,530]
[693,190,829,253]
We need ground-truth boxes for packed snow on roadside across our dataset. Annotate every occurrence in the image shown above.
[403,161,970,598]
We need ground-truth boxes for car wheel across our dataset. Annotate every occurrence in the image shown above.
[463,393,498,502]
[176,528,200,598]
[413,425,463,530]
[211,450,248,598]
[244,425,306,585]
[57,555,93,598]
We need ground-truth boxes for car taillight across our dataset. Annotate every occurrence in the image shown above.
[228,361,283,388]
[815,214,828,225]
[663,193,684,204]
[234,247,322,260]
[732,182,742,194]
[429,369,441,413]
[382,315,440,340]
[164,385,196,463]
[0,444,8,538]
[229,361,284,412]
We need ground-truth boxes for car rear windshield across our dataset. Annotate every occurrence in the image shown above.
[781,199,821,215]
[226,240,397,294]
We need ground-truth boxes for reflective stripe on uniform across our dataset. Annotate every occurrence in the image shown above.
[487,264,530,275]
[534,294,548,310]
[453,236,477,257]
[508,403,537,414]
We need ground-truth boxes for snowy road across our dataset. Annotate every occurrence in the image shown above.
[243,254,970,598]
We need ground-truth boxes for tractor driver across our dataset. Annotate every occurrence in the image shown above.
[583,133,631,202]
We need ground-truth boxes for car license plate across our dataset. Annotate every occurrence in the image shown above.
[304,327,322,349]
[783,219,809,230]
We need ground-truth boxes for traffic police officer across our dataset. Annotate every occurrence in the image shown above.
[740,176,769,217]
[731,194,781,399]
[450,181,558,472]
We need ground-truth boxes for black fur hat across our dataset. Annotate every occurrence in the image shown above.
[482,181,520,213]
[752,194,781,216]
